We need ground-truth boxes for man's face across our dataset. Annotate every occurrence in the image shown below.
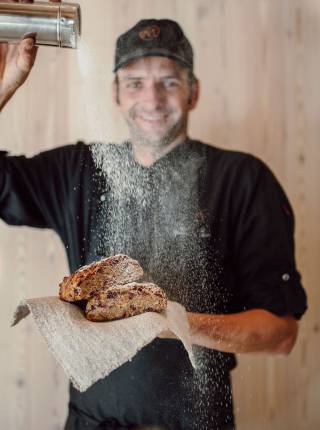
[114,56,198,148]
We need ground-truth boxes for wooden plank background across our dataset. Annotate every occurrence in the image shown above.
[0,0,319,428]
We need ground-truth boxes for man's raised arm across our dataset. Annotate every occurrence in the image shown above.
[0,0,61,111]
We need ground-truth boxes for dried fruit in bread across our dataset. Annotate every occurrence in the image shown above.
[85,282,167,322]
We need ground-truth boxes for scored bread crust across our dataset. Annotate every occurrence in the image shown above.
[85,282,167,322]
[59,254,143,302]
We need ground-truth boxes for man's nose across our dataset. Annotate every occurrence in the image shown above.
[143,82,165,107]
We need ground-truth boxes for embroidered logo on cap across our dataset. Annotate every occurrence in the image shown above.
[139,25,161,41]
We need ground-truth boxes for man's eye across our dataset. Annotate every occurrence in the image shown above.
[164,80,180,89]
[127,81,142,89]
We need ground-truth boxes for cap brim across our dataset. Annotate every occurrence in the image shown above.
[113,48,192,72]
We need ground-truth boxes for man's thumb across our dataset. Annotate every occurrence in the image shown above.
[17,38,38,73]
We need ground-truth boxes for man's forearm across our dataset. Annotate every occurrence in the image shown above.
[187,309,298,355]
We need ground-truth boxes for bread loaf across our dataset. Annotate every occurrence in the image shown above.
[59,254,143,302]
[85,282,167,322]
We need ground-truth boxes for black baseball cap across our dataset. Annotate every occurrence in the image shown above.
[113,19,194,73]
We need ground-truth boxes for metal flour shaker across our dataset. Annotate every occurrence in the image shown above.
[0,1,81,48]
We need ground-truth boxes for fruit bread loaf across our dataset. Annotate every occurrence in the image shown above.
[85,282,167,322]
[59,254,143,302]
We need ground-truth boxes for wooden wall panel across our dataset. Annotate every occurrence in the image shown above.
[0,44,70,430]
[0,0,319,429]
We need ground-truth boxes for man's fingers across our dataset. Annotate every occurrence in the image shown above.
[17,37,38,73]
[0,1,33,3]
[0,44,9,79]
[23,32,36,41]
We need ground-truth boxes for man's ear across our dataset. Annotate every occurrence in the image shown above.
[188,79,200,110]
[112,79,120,106]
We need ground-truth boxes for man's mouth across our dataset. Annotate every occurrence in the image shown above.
[137,113,169,123]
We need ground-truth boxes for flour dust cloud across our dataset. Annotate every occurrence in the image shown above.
[74,6,230,425]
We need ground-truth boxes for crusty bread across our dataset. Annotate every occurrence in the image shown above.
[59,254,143,302]
[85,282,167,322]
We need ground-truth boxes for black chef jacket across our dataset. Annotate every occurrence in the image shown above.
[0,139,307,430]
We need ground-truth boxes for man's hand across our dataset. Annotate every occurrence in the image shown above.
[0,0,61,111]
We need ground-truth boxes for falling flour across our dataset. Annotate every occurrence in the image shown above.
[89,139,231,428]
[75,20,231,425]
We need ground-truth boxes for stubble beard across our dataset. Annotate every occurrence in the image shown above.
[126,106,188,152]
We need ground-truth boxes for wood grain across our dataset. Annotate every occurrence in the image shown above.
[0,1,319,428]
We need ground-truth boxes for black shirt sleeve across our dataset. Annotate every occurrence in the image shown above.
[0,143,86,235]
[231,155,307,319]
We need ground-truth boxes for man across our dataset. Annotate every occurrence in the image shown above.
[0,6,307,430]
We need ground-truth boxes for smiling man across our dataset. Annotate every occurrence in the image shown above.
[0,16,307,430]
[115,57,197,165]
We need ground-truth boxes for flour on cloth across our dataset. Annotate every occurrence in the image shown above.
[11,297,195,392]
